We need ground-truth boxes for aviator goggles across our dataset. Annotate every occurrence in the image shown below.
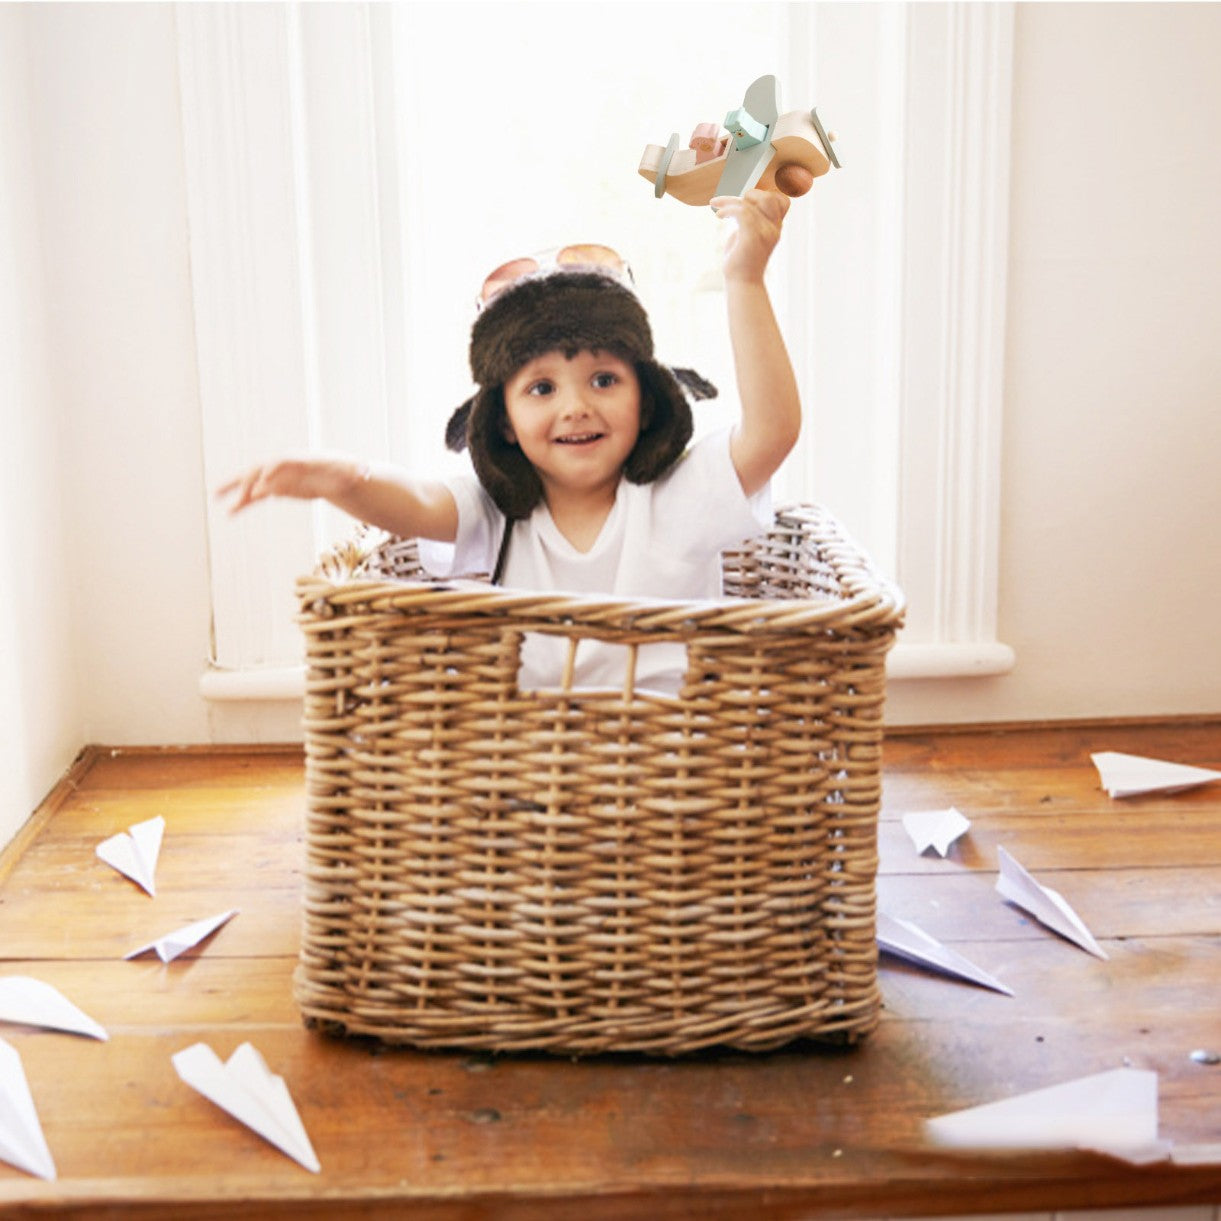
[477,243,633,309]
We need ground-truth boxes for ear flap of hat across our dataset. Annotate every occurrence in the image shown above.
[465,386,544,519]
[445,397,475,453]
[670,366,718,402]
[624,361,696,485]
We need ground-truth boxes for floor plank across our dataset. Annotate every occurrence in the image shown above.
[877,865,1221,939]
[0,724,1219,1218]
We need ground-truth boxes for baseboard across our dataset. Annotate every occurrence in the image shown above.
[73,713,1221,753]
[10,716,1215,871]
[92,742,306,757]
[0,745,100,885]
[883,711,1221,737]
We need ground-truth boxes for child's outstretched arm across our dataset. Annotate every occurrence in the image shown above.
[710,189,802,497]
[216,454,459,542]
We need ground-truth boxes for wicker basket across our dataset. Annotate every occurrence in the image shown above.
[293,504,904,1055]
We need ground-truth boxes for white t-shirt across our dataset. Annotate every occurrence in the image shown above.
[419,428,770,695]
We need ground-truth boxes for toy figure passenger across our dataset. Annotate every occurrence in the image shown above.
[219,190,802,692]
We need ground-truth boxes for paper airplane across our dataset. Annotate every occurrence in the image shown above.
[0,976,108,1041]
[902,807,971,857]
[172,1042,320,1173]
[926,1067,1170,1164]
[996,847,1107,959]
[125,909,239,964]
[1092,750,1221,798]
[96,815,164,896]
[877,911,1013,996]
[0,1037,56,1180]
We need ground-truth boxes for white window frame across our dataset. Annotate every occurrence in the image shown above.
[179,2,1015,704]
[891,2,1017,679]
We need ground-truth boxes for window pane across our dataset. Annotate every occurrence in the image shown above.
[387,2,792,480]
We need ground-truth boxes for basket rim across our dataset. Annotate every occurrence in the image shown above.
[297,502,906,637]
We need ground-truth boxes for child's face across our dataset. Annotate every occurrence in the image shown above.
[502,349,641,505]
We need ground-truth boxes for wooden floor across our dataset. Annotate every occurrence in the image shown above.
[0,720,1219,1219]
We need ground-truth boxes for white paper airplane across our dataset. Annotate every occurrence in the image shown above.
[877,911,1013,996]
[902,807,971,857]
[996,847,1107,959]
[125,909,239,964]
[0,1037,56,1180]
[926,1067,1170,1164]
[172,1042,320,1173]
[1092,750,1221,798]
[0,977,108,1041]
[96,815,165,896]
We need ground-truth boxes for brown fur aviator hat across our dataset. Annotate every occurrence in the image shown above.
[444,268,716,519]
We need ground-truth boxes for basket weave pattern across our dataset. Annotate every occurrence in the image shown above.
[294,504,904,1054]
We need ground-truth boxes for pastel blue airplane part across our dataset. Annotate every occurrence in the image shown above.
[714,74,781,201]
[654,132,680,199]
[724,106,767,149]
[810,106,841,169]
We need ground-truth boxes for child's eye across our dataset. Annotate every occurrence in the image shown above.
[591,372,620,389]
[526,379,555,397]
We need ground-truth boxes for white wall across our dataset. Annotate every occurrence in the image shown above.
[22,2,215,748]
[2,2,1218,813]
[885,1,1221,725]
[0,8,83,847]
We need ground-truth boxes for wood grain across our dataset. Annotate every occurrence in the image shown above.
[0,726,1218,1218]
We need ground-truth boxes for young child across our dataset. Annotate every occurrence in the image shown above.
[219,189,801,693]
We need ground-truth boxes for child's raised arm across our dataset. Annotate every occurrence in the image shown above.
[216,454,459,542]
[710,189,802,497]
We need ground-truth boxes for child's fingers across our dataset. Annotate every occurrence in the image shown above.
[710,187,787,210]
[245,466,278,507]
[218,466,265,515]
[733,190,790,228]
[217,455,352,514]
[710,195,788,244]
[214,474,252,501]
[755,188,791,224]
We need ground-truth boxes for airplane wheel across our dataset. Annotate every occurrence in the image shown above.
[775,163,814,197]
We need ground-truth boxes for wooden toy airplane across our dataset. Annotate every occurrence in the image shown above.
[639,74,840,207]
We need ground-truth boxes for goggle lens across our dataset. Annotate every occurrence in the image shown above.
[478,244,630,307]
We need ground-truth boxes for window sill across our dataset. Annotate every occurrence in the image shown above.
[886,641,1016,680]
[200,667,306,702]
[199,642,1016,705]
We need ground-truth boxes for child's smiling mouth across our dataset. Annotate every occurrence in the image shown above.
[555,432,605,445]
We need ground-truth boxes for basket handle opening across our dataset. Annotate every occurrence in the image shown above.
[519,631,686,701]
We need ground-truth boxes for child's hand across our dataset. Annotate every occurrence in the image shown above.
[215,455,367,515]
[709,189,791,284]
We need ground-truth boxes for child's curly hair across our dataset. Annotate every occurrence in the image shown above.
[445,269,716,519]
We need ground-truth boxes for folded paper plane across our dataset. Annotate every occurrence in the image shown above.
[902,807,971,857]
[926,1067,1169,1164]
[172,1042,320,1173]
[96,815,164,896]
[0,976,108,1041]
[125,909,239,963]
[1092,750,1221,798]
[877,911,1013,996]
[995,847,1107,959]
[0,1037,56,1180]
